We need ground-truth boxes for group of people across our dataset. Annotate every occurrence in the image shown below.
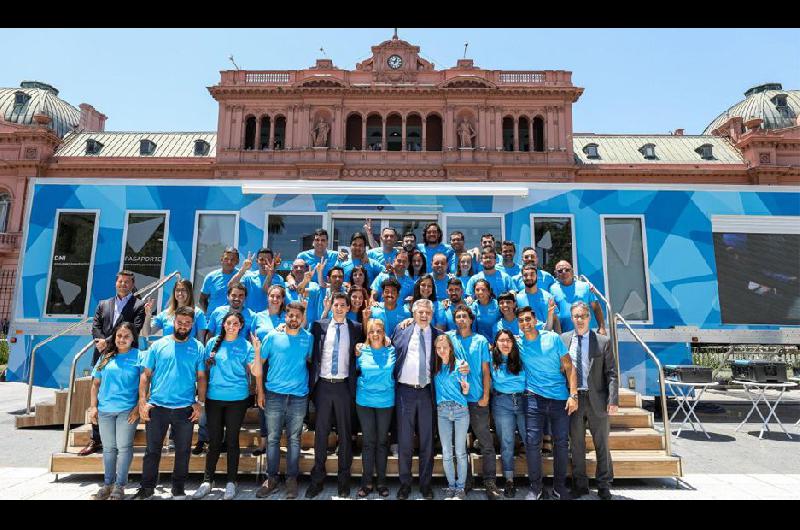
[83,219,618,501]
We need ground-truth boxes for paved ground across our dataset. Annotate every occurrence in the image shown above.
[2,381,799,500]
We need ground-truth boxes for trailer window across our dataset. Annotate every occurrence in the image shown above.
[45,211,99,316]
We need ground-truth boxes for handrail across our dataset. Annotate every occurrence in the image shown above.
[61,340,96,452]
[578,274,621,385]
[614,313,672,457]
[26,316,92,414]
[60,270,180,452]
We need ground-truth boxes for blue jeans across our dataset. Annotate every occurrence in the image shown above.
[437,401,470,489]
[492,392,526,479]
[524,392,570,495]
[97,408,139,487]
[265,391,307,479]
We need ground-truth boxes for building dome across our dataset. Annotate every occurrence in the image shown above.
[0,81,81,138]
[703,83,800,135]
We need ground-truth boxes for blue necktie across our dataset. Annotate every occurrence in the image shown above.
[575,334,584,390]
[331,323,342,376]
[418,328,428,386]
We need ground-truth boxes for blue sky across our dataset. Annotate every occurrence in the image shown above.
[2,28,798,134]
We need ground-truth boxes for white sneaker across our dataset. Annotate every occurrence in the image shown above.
[223,482,237,500]
[192,482,212,499]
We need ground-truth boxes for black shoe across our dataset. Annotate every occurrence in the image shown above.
[191,441,206,455]
[337,484,350,498]
[132,487,154,500]
[78,440,103,456]
[571,486,590,498]
[464,477,473,494]
[504,479,516,498]
[397,484,411,500]
[420,486,434,500]
[305,482,324,499]
[484,479,501,500]
[170,487,187,500]
[551,488,572,501]
[598,487,613,500]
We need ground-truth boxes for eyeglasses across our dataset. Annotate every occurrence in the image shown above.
[555,268,572,273]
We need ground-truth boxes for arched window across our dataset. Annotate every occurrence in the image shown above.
[518,116,530,152]
[502,117,514,151]
[0,193,11,233]
[425,114,442,151]
[386,113,402,152]
[259,116,271,150]
[244,116,256,150]
[366,113,383,150]
[273,116,286,150]
[406,113,422,151]
[532,116,544,152]
[345,114,363,150]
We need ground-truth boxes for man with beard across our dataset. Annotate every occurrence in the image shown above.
[256,302,313,499]
[515,264,560,333]
[134,306,206,500]
[418,222,454,274]
[200,247,241,316]
[434,278,466,331]
[367,225,399,267]
[370,250,414,304]
[466,247,513,300]
[448,230,467,274]
[550,260,606,335]
[228,248,285,314]
[512,247,555,293]
[339,232,383,283]
[496,240,521,278]
[206,282,257,337]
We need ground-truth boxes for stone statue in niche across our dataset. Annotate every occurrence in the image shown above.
[457,118,476,149]
[311,120,330,147]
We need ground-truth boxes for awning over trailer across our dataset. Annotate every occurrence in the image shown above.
[241,180,529,197]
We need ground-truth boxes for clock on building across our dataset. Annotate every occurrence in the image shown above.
[387,55,403,69]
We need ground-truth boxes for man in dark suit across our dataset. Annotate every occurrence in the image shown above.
[79,270,147,456]
[391,298,442,500]
[305,292,364,498]
[561,301,618,500]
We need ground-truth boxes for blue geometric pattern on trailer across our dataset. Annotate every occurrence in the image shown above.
[7,182,799,392]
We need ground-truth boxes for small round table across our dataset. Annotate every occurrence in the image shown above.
[665,380,719,439]
[732,380,798,440]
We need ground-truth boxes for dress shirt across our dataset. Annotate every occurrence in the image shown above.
[113,293,133,325]
[398,324,432,386]
[320,318,350,379]
[569,331,591,390]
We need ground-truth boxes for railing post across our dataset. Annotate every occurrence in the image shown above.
[61,342,93,452]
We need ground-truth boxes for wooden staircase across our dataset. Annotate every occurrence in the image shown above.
[16,377,93,428]
[50,388,681,479]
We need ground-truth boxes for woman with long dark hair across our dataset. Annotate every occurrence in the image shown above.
[143,279,207,342]
[470,279,501,343]
[408,249,427,282]
[455,252,474,293]
[253,284,286,336]
[193,311,262,501]
[490,329,527,498]
[348,264,372,299]
[347,286,369,324]
[433,334,470,500]
[88,322,144,500]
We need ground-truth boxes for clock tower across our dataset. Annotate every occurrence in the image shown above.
[355,31,434,83]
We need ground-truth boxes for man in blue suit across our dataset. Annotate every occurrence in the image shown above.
[391,298,442,500]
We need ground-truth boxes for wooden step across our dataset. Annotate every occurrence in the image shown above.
[618,389,641,408]
[16,377,94,429]
[473,451,682,478]
[609,408,652,428]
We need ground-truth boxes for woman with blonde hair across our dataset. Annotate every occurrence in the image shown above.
[354,318,396,498]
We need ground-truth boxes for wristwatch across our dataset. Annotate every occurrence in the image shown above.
[569,394,579,400]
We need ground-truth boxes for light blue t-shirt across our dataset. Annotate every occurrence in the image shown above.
[241,271,286,313]
[469,299,502,343]
[92,349,146,413]
[494,316,520,338]
[286,281,321,330]
[549,280,599,332]
[446,331,491,403]
[254,311,286,341]
[515,289,556,324]
[434,363,468,406]
[262,329,313,397]
[417,243,454,274]
[143,336,205,408]
[367,247,398,268]
[201,268,240,316]
[455,275,471,293]
[206,306,257,338]
[355,345,396,409]
[431,274,451,301]
[370,272,415,303]
[152,307,207,339]
[466,270,514,298]
[341,257,383,285]
[204,336,255,401]
[514,269,556,293]
[518,331,569,400]
[296,249,340,279]
[496,262,521,278]
[491,357,527,395]
[370,303,411,337]
[434,300,459,332]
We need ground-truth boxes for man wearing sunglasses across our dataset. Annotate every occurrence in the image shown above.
[549,261,606,335]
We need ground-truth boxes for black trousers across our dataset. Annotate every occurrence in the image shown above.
[468,402,497,481]
[141,405,193,490]
[310,380,353,484]
[569,392,613,489]
[356,404,393,488]
[396,384,434,489]
[204,397,250,483]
